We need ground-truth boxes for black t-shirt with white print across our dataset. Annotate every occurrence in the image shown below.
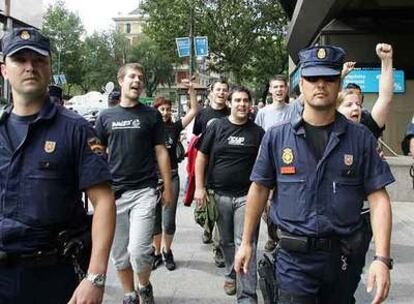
[95,103,164,196]
[164,120,183,170]
[199,117,265,196]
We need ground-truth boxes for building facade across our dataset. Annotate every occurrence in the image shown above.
[280,0,414,154]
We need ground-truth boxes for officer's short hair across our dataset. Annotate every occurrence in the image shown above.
[228,85,252,102]
[269,75,287,86]
[117,63,145,80]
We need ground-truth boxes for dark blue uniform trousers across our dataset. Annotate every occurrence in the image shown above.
[276,246,363,304]
[0,260,78,304]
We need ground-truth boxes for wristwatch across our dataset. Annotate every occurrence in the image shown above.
[85,273,106,288]
[374,255,394,270]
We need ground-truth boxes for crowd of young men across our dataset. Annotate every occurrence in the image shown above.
[0,26,403,304]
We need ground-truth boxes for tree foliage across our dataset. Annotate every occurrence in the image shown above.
[42,1,132,94]
[128,36,174,97]
[42,0,85,90]
[142,0,289,96]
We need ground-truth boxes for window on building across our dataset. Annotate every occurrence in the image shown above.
[125,23,131,33]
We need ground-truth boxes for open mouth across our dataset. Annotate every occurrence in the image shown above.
[350,113,359,120]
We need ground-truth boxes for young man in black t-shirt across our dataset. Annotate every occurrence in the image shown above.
[192,79,230,267]
[195,86,264,301]
[95,63,172,304]
[193,80,230,136]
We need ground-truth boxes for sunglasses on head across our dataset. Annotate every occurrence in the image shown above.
[303,76,339,83]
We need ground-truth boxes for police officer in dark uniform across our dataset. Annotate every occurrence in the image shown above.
[235,45,395,304]
[0,28,115,303]
[48,84,64,106]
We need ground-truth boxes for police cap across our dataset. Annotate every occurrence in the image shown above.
[299,45,345,77]
[48,85,63,99]
[2,27,50,59]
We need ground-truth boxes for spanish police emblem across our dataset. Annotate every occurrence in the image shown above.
[282,148,294,165]
[44,141,56,153]
[20,30,31,40]
[344,154,353,166]
[317,48,326,59]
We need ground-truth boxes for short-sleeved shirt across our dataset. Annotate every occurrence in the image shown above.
[254,100,303,131]
[199,117,265,196]
[95,103,164,195]
[192,106,230,136]
[0,100,111,253]
[251,112,395,237]
[164,120,183,170]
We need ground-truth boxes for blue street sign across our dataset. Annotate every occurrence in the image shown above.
[343,68,405,93]
[59,74,67,84]
[53,75,60,85]
[53,74,67,85]
[176,37,191,57]
[194,36,209,57]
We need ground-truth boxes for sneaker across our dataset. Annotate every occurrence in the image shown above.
[264,239,277,252]
[202,230,212,244]
[138,283,154,304]
[122,292,139,304]
[223,280,236,296]
[162,249,176,271]
[213,247,225,268]
[152,252,163,270]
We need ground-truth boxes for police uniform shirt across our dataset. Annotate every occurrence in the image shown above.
[250,112,395,237]
[199,117,265,196]
[192,106,230,136]
[164,120,183,170]
[5,112,37,151]
[0,100,112,253]
[95,103,164,197]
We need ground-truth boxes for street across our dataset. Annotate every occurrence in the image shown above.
[103,164,414,303]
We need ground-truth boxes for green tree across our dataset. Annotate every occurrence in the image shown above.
[81,31,119,92]
[128,37,174,97]
[42,0,85,93]
[142,0,288,91]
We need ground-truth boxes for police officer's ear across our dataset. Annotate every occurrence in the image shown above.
[299,77,304,93]
[0,63,7,79]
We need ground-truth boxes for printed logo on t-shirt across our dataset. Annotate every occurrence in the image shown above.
[165,136,173,149]
[111,119,141,130]
[227,136,245,146]
[206,118,218,127]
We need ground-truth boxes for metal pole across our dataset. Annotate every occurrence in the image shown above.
[189,1,194,79]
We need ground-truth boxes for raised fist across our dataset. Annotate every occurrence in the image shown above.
[376,43,393,60]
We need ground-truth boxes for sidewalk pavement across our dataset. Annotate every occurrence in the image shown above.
[103,179,414,303]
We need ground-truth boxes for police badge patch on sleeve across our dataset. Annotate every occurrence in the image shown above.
[87,137,105,155]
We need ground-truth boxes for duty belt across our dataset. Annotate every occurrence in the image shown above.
[0,248,60,267]
[277,229,339,253]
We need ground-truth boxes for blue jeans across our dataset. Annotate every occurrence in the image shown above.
[214,192,259,304]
